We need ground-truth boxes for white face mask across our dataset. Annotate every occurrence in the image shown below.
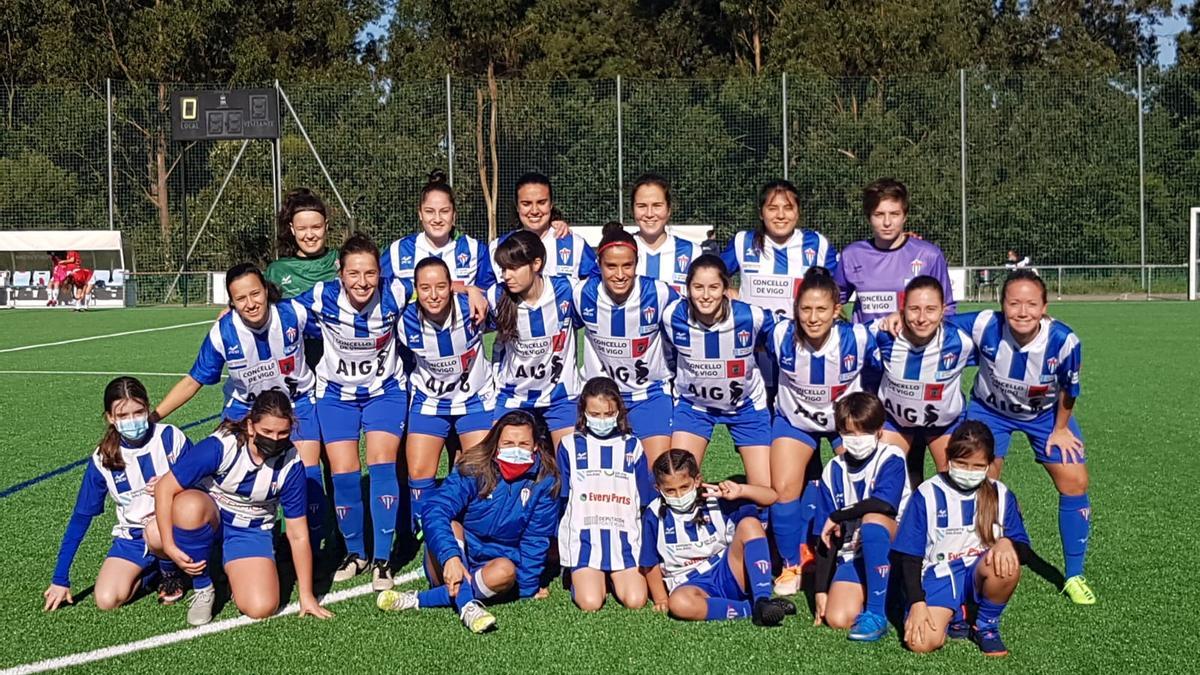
[663,489,698,513]
[496,445,534,465]
[585,414,618,437]
[840,433,877,460]
[949,466,988,490]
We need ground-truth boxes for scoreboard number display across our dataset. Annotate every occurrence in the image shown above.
[170,89,280,141]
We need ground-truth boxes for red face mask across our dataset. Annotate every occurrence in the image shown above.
[497,459,533,481]
[495,445,535,481]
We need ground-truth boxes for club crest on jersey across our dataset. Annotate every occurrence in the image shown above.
[559,247,572,263]
[642,306,656,324]
[286,327,298,343]
[843,354,857,371]
[676,254,690,271]
[457,252,470,266]
[941,352,958,370]
[378,495,397,510]
[1046,357,1059,372]
[559,300,571,316]
[737,329,751,347]
[520,487,532,506]
[910,259,925,277]
[804,247,817,264]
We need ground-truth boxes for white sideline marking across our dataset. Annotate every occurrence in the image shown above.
[2,569,422,675]
[0,370,189,378]
[0,321,211,354]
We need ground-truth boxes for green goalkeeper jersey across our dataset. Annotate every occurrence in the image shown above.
[265,248,338,298]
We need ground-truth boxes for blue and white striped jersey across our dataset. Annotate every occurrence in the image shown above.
[381,231,495,289]
[398,293,495,416]
[639,497,759,591]
[189,303,315,405]
[869,322,975,428]
[292,278,412,401]
[949,311,1082,421]
[490,229,598,279]
[488,275,581,409]
[172,430,307,530]
[575,275,678,402]
[767,320,877,433]
[637,233,697,292]
[663,298,774,413]
[557,432,654,571]
[85,424,189,539]
[893,474,1030,578]
[721,229,839,317]
[818,445,910,563]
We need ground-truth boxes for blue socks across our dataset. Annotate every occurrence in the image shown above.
[409,476,436,534]
[976,596,1006,631]
[173,523,214,590]
[331,471,365,558]
[368,463,400,562]
[860,523,892,616]
[769,498,803,567]
[157,557,178,575]
[798,480,822,539]
[705,598,750,620]
[417,581,476,612]
[743,537,773,601]
[1059,493,1091,578]
[304,464,327,549]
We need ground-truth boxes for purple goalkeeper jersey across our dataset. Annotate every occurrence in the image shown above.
[834,236,956,323]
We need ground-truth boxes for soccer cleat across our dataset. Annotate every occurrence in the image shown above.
[187,586,216,626]
[376,589,419,612]
[459,600,497,633]
[333,553,369,582]
[770,597,797,616]
[751,597,786,627]
[773,565,801,596]
[972,627,1009,656]
[157,572,185,605]
[947,619,971,640]
[371,559,394,591]
[847,610,889,642]
[799,542,815,572]
[1063,575,1096,605]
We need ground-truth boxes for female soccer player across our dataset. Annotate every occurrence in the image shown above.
[381,169,495,289]
[894,421,1030,657]
[154,391,331,626]
[47,250,78,307]
[575,223,679,462]
[376,411,560,633]
[266,188,340,300]
[629,173,697,291]
[489,230,581,448]
[948,270,1094,604]
[835,178,956,323]
[766,266,877,595]
[44,377,191,612]
[489,172,596,279]
[811,393,909,642]
[870,275,974,487]
[154,263,326,549]
[398,257,496,533]
[663,255,775,489]
[557,377,654,611]
[640,450,792,625]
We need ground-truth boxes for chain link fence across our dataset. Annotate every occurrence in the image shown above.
[1,70,1196,303]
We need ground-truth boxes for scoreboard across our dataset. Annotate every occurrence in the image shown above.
[170,89,281,141]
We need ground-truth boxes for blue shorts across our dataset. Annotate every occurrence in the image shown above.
[408,408,494,438]
[226,394,320,442]
[674,401,772,447]
[626,392,674,440]
[316,390,408,442]
[967,399,1085,464]
[923,559,980,611]
[107,533,155,569]
[495,397,577,434]
[221,523,276,563]
[884,412,964,448]
[831,555,867,586]
[771,417,842,450]
[679,551,746,600]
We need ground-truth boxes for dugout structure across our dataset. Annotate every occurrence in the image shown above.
[0,231,129,308]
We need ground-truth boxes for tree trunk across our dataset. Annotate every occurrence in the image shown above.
[477,61,501,241]
[154,82,173,267]
[487,61,499,240]
[753,28,762,75]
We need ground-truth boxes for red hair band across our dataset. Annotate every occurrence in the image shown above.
[598,240,637,255]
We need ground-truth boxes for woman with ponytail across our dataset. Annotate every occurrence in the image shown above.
[266,188,339,300]
[44,377,191,613]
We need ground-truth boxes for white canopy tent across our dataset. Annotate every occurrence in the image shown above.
[0,230,129,308]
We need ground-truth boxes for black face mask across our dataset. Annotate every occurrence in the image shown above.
[254,435,293,460]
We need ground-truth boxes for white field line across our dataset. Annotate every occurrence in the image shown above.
[2,569,422,675]
[0,321,211,354]
[0,370,189,377]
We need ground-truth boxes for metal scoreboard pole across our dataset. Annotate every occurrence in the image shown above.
[180,150,189,306]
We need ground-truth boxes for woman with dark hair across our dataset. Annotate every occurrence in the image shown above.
[154,391,330,626]
[376,411,560,633]
[488,172,596,280]
[44,377,192,613]
[381,169,495,289]
[629,173,697,292]
[266,188,339,299]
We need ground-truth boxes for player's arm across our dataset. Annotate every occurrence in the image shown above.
[44,463,107,610]
[638,509,669,611]
[158,332,225,421]
[1048,338,1084,459]
[279,466,332,619]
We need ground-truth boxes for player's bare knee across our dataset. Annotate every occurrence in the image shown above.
[238,597,278,620]
[735,517,766,539]
[93,587,128,611]
[619,586,648,610]
[574,591,605,612]
[824,607,857,630]
[667,593,703,621]
[172,490,213,528]
[489,558,517,587]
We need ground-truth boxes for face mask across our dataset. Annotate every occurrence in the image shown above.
[585,414,617,437]
[948,466,988,490]
[840,433,877,460]
[115,415,150,442]
[254,435,294,460]
[663,489,698,513]
[496,445,534,481]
